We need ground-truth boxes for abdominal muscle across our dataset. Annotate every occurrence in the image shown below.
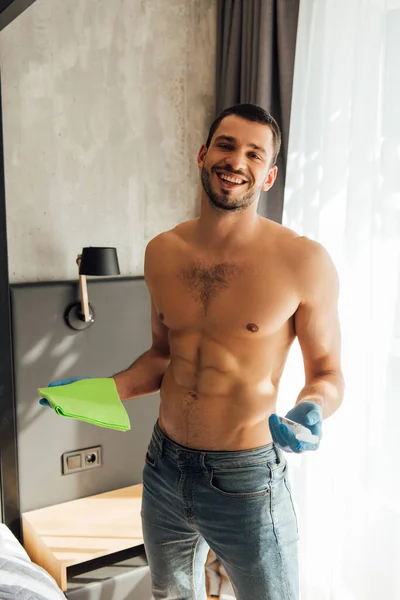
[158,349,284,451]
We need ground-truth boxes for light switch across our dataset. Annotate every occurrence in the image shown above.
[62,446,102,475]
[67,454,82,470]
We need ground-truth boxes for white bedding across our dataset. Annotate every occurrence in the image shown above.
[0,523,65,600]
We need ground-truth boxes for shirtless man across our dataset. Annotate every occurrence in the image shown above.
[53,104,344,599]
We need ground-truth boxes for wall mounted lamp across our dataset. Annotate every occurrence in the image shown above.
[65,246,120,331]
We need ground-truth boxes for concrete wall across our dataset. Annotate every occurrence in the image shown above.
[0,0,217,283]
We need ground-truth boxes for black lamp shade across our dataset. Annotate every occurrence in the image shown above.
[79,247,120,276]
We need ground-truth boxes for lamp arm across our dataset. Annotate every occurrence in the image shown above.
[79,275,91,322]
[76,254,91,322]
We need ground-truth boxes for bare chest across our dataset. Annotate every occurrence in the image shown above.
[152,258,299,337]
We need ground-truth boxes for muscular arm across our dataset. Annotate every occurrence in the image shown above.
[294,240,345,419]
[113,238,171,401]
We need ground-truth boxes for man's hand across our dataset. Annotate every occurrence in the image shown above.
[269,401,323,453]
[39,376,91,407]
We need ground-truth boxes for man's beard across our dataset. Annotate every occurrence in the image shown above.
[201,166,262,213]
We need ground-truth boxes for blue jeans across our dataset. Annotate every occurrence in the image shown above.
[141,422,299,600]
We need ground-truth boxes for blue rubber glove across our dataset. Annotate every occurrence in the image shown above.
[269,401,323,453]
[39,376,92,407]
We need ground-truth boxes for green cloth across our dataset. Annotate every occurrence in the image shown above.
[38,378,131,431]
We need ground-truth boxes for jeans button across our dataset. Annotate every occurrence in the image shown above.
[179,451,187,461]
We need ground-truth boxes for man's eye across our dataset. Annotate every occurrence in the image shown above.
[249,153,261,160]
[218,144,232,149]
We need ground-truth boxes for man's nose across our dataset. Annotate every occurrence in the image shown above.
[223,150,247,173]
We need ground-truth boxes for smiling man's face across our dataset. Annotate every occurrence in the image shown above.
[198,115,277,213]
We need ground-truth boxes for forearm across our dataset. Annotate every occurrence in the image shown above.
[296,370,345,419]
[112,348,171,401]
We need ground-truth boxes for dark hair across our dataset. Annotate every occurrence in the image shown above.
[205,103,282,166]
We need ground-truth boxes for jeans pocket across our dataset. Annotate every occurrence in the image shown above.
[145,439,158,468]
[209,463,271,498]
[145,451,156,468]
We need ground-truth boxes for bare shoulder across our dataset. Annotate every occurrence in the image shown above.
[288,235,339,300]
[144,220,196,274]
[262,218,333,267]
[260,219,339,296]
[259,216,300,246]
[289,235,337,272]
[146,221,195,250]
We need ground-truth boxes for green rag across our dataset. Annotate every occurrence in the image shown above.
[38,378,131,431]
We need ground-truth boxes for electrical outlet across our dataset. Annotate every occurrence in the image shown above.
[62,446,102,475]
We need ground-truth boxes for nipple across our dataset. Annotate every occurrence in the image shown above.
[159,313,165,322]
[246,323,259,333]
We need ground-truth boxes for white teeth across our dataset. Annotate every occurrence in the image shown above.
[219,173,245,184]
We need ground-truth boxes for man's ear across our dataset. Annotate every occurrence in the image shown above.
[197,144,207,169]
[262,166,278,191]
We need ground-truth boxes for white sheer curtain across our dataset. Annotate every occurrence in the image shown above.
[280,0,400,598]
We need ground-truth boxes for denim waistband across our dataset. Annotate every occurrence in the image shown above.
[150,420,282,468]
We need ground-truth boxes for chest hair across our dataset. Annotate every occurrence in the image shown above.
[179,261,243,313]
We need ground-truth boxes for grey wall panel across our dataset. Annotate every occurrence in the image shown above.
[10,277,159,513]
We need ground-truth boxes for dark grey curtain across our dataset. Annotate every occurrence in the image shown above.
[216,0,300,222]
